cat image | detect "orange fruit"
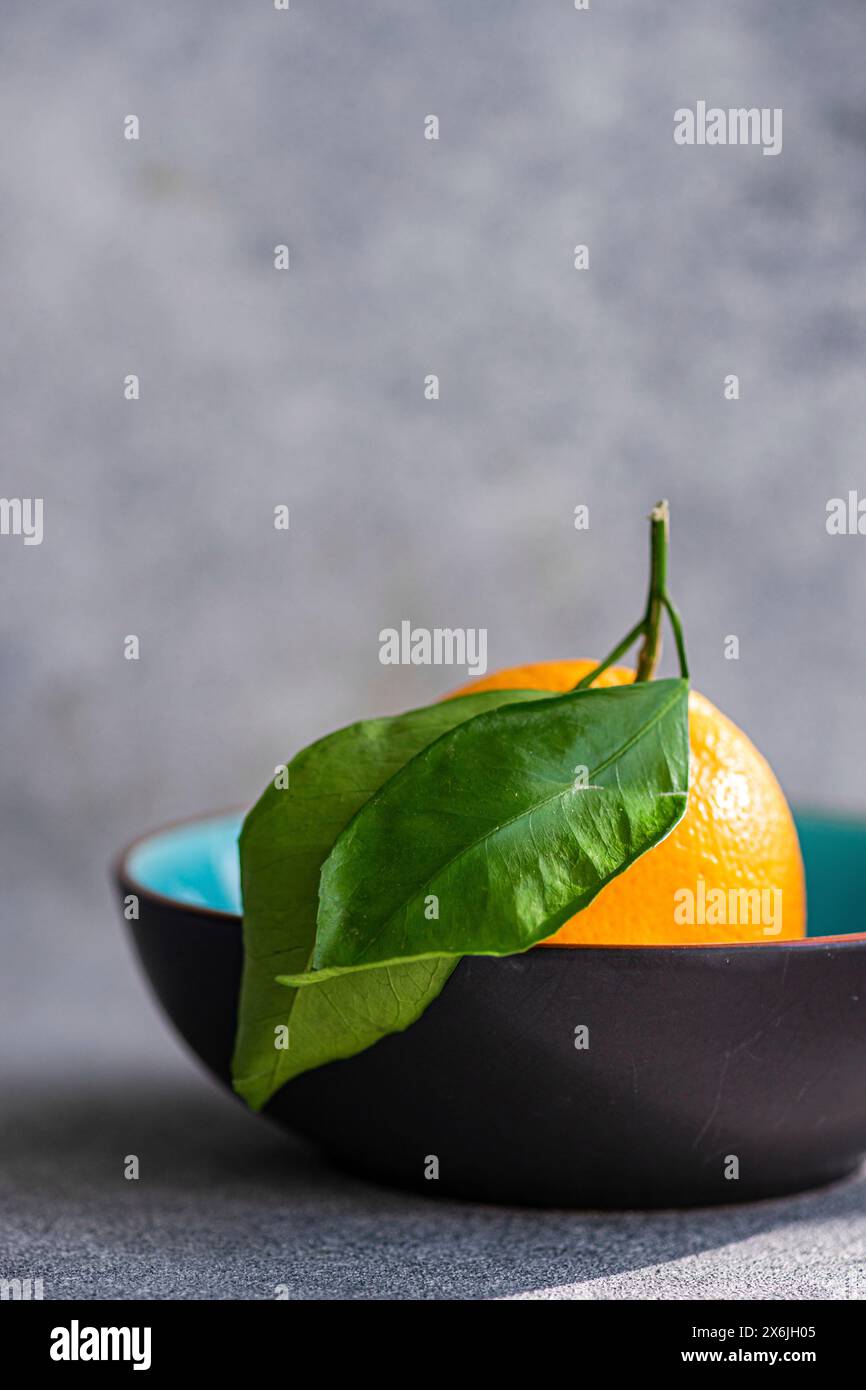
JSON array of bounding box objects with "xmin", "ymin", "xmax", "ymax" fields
[{"xmin": 447, "ymin": 660, "xmax": 806, "ymax": 947}]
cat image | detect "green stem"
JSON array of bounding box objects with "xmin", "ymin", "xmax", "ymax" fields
[
  {"xmin": 634, "ymin": 501, "xmax": 668, "ymax": 682},
  {"xmin": 662, "ymin": 595, "xmax": 690, "ymax": 681},
  {"xmin": 572, "ymin": 619, "xmax": 645, "ymax": 691},
  {"xmin": 571, "ymin": 499, "xmax": 688, "ymax": 692}
]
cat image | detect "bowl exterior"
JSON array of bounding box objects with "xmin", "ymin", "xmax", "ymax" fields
[{"xmin": 117, "ymin": 875, "xmax": 866, "ymax": 1208}]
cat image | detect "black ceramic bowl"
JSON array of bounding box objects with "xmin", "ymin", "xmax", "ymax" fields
[{"xmin": 115, "ymin": 811, "xmax": 866, "ymax": 1208}]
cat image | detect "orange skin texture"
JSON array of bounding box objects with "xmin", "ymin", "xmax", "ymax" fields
[{"xmin": 447, "ymin": 660, "xmax": 806, "ymax": 947}]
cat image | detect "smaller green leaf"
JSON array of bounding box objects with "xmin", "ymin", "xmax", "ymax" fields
[
  {"xmin": 286, "ymin": 678, "xmax": 689, "ymax": 985},
  {"xmin": 232, "ymin": 686, "xmax": 545, "ymax": 1108}
]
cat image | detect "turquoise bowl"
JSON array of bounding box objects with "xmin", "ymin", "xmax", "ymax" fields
[{"xmin": 116, "ymin": 811, "xmax": 866, "ymax": 1207}]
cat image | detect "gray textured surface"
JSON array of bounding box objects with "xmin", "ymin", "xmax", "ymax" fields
[
  {"xmin": 3, "ymin": 1068, "xmax": 866, "ymax": 1301},
  {"xmin": 3, "ymin": 0, "xmax": 866, "ymax": 1299}
]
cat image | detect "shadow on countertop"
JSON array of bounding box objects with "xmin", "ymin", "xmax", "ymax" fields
[{"xmin": 1, "ymin": 1073, "xmax": 863, "ymax": 1300}]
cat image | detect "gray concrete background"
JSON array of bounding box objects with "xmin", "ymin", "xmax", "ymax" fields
[{"xmin": 2, "ymin": 0, "xmax": 866, "ymax": 1299}]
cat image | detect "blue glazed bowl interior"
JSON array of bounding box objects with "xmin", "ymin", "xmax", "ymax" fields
[
  {"xmin": 128, "ymin": 812, "xmax": 243, "ymax": 915},
  {"xmin": 126, "ymin": 811, "xmax": 866, "ymax": 939}
]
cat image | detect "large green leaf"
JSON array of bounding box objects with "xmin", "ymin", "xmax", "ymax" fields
[
  {"xmin": 231, "ymin": 687, "xmax": 544, "ymax": 1109},
  {"xmin": 288, "ymin": 679, "xmax": 688, "ymax": 984}
]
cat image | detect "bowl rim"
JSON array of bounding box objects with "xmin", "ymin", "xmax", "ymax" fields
[
  {"xmin": 115, "ymin": 807, "xmax": 244, "ymax": 923},
  {"xmin": 114, "ymin": 807, "xmax": 866, "ymax": 953}
]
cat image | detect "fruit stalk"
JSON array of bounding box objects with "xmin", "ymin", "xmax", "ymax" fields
[
  {"xmin": 573, "ymin": 500, "xmax": 689, "ymax": 690},
  {"xmin": 634, "ymin": 501, "xmax": 668, "ymax": 682}
]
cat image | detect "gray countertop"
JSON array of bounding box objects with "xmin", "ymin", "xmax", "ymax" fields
[
  {"xmin": 3, "ymin": 1056, "xmax": 865, "ymax": 1300},
  {"xmin": 4, "ymin": 0, "xmax": 866, "ymax": 1300}
]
